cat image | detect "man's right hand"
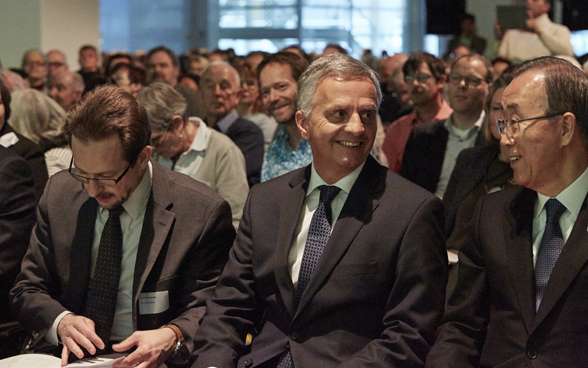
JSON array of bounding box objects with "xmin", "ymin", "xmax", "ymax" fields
[{"xmin": 57, "ymin": 314, "xmax": 105, "ymax": 367}]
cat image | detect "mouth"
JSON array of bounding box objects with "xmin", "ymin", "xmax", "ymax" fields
[
  {"xmin": 338, "ymin": 141, "xmax": 361, "ymax": 147},
  {"xmin": 509, "ymin": 156, "xmax": 521, "ymax": 162}
]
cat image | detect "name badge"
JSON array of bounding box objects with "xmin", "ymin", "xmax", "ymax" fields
[{"xmin": 139, "ymin": 291, "xmax": 169, "ymax": 315}]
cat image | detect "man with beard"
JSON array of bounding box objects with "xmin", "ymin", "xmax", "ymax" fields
[
  {"xmin": 10, "ymin": 85, "xmax": 234, "ymax": 368},
  {"xmin": 146, "ymin": 46, "xmax": 206, "ymax": 119},
  {"xmin": 258, "ymin": 52, "xmax": 312, "ymax": 181},
  {"xmin": 382, "ymin": 52, "xmax": 452, "ymax": 173}
]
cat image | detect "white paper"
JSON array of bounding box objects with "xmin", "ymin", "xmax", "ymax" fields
[
  {"xmin": 0, "ymin": 354, "xmax": 125, "ymax": 368},
  {"xmin": 139, "ymin": 290, "xmax": 169, "ymax": 314}
]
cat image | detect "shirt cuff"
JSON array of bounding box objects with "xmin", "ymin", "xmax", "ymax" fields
[{"xmin": 47, "ymin": 311, "xmax": 73, "ymax": 345}]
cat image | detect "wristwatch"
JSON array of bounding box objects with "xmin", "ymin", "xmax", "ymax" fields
[{"xmin": 160, "ymin": 324, "xmax": 185, "ymax": 357}]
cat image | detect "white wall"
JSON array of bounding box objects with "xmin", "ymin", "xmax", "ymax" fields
[{"xmin": 0, "ymin": 0, "xmax": 99, "ymax": 70}]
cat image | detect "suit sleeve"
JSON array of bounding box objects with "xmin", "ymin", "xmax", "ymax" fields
[
  {"xmin": 0, "ymin": 153, "xmax": 36, "ymax": 321},
  {"xmin": 425, "ymin": 196, "xmax": 490, "ymax": 367},
  {"xmin": 231, "ymin": 122, "xmax": 264, "ymax": 187},
  {"xmin": 399, "ymin": 129, "xmax": 418, "ymax": 184},
  {"xmin": 191, "ymin": 186, "xmax": 263, "ymax": 368},
  {"xmin": 339, "ymin": 194, "xmax": 448, "ymax": 368}
]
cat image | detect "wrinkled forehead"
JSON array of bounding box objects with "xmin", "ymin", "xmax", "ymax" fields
[{"xmin": 203, "ymin": 65, "xmax": 239, "ymax": 87}]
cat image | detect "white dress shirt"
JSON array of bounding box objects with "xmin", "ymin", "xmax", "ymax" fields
[{"xmin": 288, "ymin": 162, "xmax": 364, "ymax": 286}]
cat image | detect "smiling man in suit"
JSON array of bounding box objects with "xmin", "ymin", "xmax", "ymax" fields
[
  {"xmin": 426, "ymin": 57, "xmax": 588, "ymax": 367},
  {"xmin": 191, "ymin": 53, "xmax": 447, "ymax": 368},
  {"xmin": 10, "ymin": 85, "xmax": 235, "ymax": 368}
]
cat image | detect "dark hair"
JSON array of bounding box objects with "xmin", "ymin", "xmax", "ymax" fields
[
  {"xmin": 147, "ymin": 46, "xmax": 179, "ymax": 67},
  {"xmin": 282, "ymin": 45, "xmax": 311, "ymax": 64},
  {"xmin": 324, "ymin": 43, "xmax": 348, "ymax": 55},
  {"xmin": 64, "ymin": 85, "xmax": 151, "ymax": 164},
  {"xmin": 105, "ymin": 53, "xmax": 133, "ymax": 77},
  {"xmin": 403, "ymin": 51, "xmax": 446, "ymax": 82},
  {"xmin": 451, "ymin": 54, "xmax": 494, "ymax": 83},
  {"xmin": 110, "ymin": 63, "xmax": 147, "ymax": 86},
  {"xmin": 0, "ymin": 81, "xmax": 11, "ymax": 121},
  {"xmin": 461, "ymin": 13, "xmax": 475, "ymax": 23},
  {"xmin": 79, "ymin": 45, "xmax": 97, "ymax": 54},
  {"xmin": 257, "ymin": 51, "xmax": 309, "ymax": 82},
  {"xmin": 512, "ymin": 56, "xmax": 588, "ymax": 144}
]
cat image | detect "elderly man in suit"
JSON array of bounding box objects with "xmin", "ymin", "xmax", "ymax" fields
[
  {"xmin": 426, "ymin": 57, "xmax": 588, "ymax": 367},
  {"xmin": 191, "ymin": 53, "xmax": 447, "ymax": 368},
  {"xmin": 10, "ymin": 85, "xmax": 235, "ymax": 368}
]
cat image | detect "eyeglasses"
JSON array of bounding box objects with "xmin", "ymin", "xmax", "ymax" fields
[
  {"xmin": 404, "ymin": 73, "xmax": 432, "ymax": 84},
  {"xmin": 68, "ymin": 156, "xmax": 132, "ymax": 186},
  {"xmin": 48, "ymin": 62, "xmax": 65, "ymax": 68},
  {"xmin": 448, "ymin": 73, "xmax": 484, "ymax": 87},
  {"xmin": 495, "ymin": 114, "xmax": 562, "ymax": 135}
]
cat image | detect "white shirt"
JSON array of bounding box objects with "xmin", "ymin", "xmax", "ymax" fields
[
  {"xmin": 48, "ymin": 162, "xmax": 153, "ymax": 344},
  {"xmin": 499, "ymin": 13, "xmax": 574, "ymax": 64},
  {"xmin": 532, "ymin": 166, "xmax": 588, "ymax": 266},
  {"xmin": 288, "ymin": 162, "xmax": 364, "ymax": 286},
  {"xmin": 435, "ymin": 112, "xmax": 485, "ymax": 198}
]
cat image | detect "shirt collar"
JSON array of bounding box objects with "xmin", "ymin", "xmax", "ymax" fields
[
  {"xmin": 535, "ymin": 165, "xmax": 588, "ymax": 220},
  {"xmin": 306, "ymin": 161, "xmax": 365, "ymax": 197},
  {"xmin": 186, "ymin": 117, "xmax": 210, "ymax": 152},
  {"xmin": 215, "ymin": 109, "xmax": 239, "ymax": 133},
  {"xmin": 99, "ymin": 161, "xmax": 153, "ymax": 220}
]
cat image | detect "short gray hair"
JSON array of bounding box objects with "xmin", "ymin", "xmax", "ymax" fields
[
  {"xmin": 297, "ymin": 53, "xmax": 382, "ymax": 118},
  {"xmin": 201, "ymin": 61, "xmax": 241, "ymax": 88},
  {"xmin": 136, "ymin": 82, "xmax": 187, "ymax": 133},
  {"xmin": 69, "ymin": 72, "xmax": 85, "ymax": 93}
]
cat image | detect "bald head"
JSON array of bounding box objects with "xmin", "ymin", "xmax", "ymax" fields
[{"xmin": 47, "ymin": 49, "xmax": 68, "ymax": 77}]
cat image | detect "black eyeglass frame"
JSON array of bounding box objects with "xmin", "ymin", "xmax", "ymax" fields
[
  {"xmin": 68, "ymin": 156, "xmax": 132, "ymax": 186},
  {"xmin": 495, "ymin": 114, "xmax": 563, "ymax": 135},
  {"xmin": 448, "ymin": 73, "xmax": 485, "ymax": 87}
]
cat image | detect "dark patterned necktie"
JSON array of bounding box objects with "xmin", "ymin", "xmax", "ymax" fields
[
  {"xmin": 535, "ymin": 198, "xmax": 566, "ymax": 311},
  {"xmin": 277, "ymin": 185, "xmax": 341, "ymax": 368},
  {"xmin": 84, "ymin": 206, "xmax": 124, "ymax": 343}
]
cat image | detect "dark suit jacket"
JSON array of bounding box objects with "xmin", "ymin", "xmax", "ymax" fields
[
  {"xmin": 0, "ymin": 146, "xmax": 36, "ymax": 324},
  {"xmin": 400, "ymin": 119, "xmax": 484, "ymax": 194},
  {"xmin": 221, "ymin": 117, "xmax": 264, "ymax": 187},
  {"xmin": 426, "ymin": 186, "xmax": 588, "ymax": 367},
  {"xmin": 192, "ymin": 156, "xmax": 447, "ymax": 368},
  {"xmin": 10, "ymin": 161, "xmax": 235, "ymax": 361},
  {"xmin": 0, "ymin": 123, "xmax": 48, "ymax": 202}
]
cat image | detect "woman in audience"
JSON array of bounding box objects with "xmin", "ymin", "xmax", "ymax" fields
[
  {"xmin": 235, "ymin": 65, "xmax": 277, "ymax": 150},
  {"xmin": 443, "ymin": 71, "xmax": 514, "ymax": 251},
  {"xmin": 9, "ymin": 89, "xmax": 71, "ymax": 176}
]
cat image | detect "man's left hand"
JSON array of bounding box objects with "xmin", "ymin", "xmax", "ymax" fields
[{"xmin": 111, "ymin": 328, "xmax": 176, "ymax": 368}]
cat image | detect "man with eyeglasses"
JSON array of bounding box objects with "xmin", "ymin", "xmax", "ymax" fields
[
  {"xmin": 46, "ymin": 49, "xmax": 69, "ymax": 79},
  {"xmin": 21, "ymin": 49, "xmax": 48, "ymax": 92},
  {"xmin": 382, "ymin": 51, "xmax": 453, "ymax": 173},
  {"xmin": 10, "ymin": 85, "xmax": 235, "ymax": 368},
  {"xmin": 400, "ymin": 54, "xmax": 492, "ymax": 197},
  {"xmin": 426, "ymin": 57, "xmax": 588, "ymax": 366}
]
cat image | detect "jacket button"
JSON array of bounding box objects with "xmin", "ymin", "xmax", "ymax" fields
[
  {"xmin": 291, "ymin": 332, "xmax": 299, "ymax": 341},
  {"xmin": 527, "ymin": 349, "xmax": 537, "ymax": 359},
  {"xmin": 244, "ymin": 359, "xmax": 253, "ymax": 367}
]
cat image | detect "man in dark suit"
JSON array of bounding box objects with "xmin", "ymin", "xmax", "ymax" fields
[
  {"xmin": 426, "ymin": 57, "xmax": 588, "ymax": 367},
  {"xmin": 200, "ymin": 62, "xmax": 264, "ymax": 187},
  {"xmin": 191, "ymin": 53, "xmax": 447, "ymax": 368},
  {"xmin": 10, "ymin": 85, "xmax": 235, "ymax": 368},
  {"xmin": 400, "ymin": 54, "xmax": 492, "ymax": 197},
  {"xmin": 0, "ymin": 146, "xmax": 36, "ymax": 359}
]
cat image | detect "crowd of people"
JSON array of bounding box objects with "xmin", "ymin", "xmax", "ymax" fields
[{"xmin": 2, "ymin": 0, "xmax": 588, "ymax": 366}]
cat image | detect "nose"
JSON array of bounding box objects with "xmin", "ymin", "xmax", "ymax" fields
[
  {"xmin": 49, "ymin": 87, "xmax": 58, "ymax": 98},
  {"xmin": 83, "ymin": 179, "xmax": 103, "ymax": 198},
  {"xmin": 214, "ymin": 84, "xmax": 223, "ymax": 95},
  {"xmin": 346, "ymin": 112, "xmax": 364, "ymax": 135},
  {"xmin": 269, "ymin": 89, "xmax": 280, "ymax": 102},
  {"xmin": 500, "ymin": 129, "xmax": 514, "ymax": 147}
]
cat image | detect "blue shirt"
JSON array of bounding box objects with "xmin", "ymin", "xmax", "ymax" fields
[{"xmin": 261, "ymin": 125, "xmax": 313, "ymax": 182}]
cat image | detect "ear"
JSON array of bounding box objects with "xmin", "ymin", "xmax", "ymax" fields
[
  {"xmin": 137, "ymin": 145, "xmax": 153, "ymax": 169},
  {"xmin": 437, "ymin": 74, "xmax": 447, "ymax": 89},
  {"xmin": 560, "ymin": 112, "xmax": 576, "ymax": 147},
  {"xmin": 295, "ymin": 110, "xmax": 310, "ymax": 140},
  {"xmin": 170, "ymin": 115, "xmax": 185, "ymax": 133}
]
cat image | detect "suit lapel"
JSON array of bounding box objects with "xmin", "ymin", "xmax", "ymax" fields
[
  {"xmin": 132, "ymin": 163, "xmax": 176, "ymax": 311},
  {"xmin": 534, "ymin": 194, "xmax": 588, "ymax": 326},
  {"xmin": 67, "ymin": 197, "xmax": 98, "ymax": 313},
  {"xmin": 296, "ymin": 158, "xmax": 384, "ymax": 316},
  {"xmin": 273, "ymin": 168, "xmax": 308, "ymax": 319},
  {"xmin": 505, "ymin": 187, "xmax": 537, "ymax": 334}
]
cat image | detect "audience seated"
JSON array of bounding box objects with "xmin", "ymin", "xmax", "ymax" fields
[
  {"xmin": 46, "ymin": 49, "xmax": 68, "ymax": 79},
  {"xmin": 137, "ymin": 82, "xmax": 249, "ymax": 230},
  {"xmin": 110, "ymin": 63, "xmax": 145, "ymax": 97},
  {"xmin": 21, "ymin": 49, "xmax": 47, "ymax": 92},
  {"xmin": 48, "ymin": 70, "xmax": 85, "ymax": 112}
]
